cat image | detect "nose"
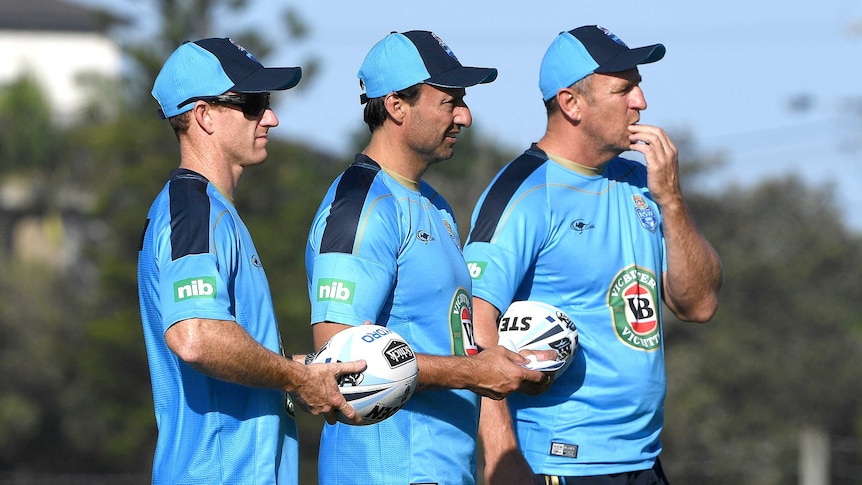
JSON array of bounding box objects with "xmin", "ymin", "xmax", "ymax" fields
[
  {"xmin": 262, "ymin": 108, "xmax": 279, "ymax": 127},
  {"xmin": 454, "ymin": 105, "xmax": 472, "ymax": 128},
  {"xmin": 630, "ymin": 86, "xmax": 647, "ymax": 111}
]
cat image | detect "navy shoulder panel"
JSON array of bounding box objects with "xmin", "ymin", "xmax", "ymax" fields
[
  {"xmin": 168, "ymin": 169, "xmax": 211, "ymax": 261},
  {"xmin": 320, "ymin": 155, "xmax": 381, "ymax": 254},
  {"xmin": 467, "ymin": 146, "xmax": 548, "ymax": 244}
]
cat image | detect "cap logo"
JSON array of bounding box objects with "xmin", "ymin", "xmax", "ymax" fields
[
  {"xmin": 228, "ymin": 38, "xmax": 260, "ymax": 63},
  {"xmin": 597, "ymin": 25, "xmax": 628, "ymax": 48},
  {"xmin": 431, "ymin": 32, "xmax": 459, "ymax": 62}
]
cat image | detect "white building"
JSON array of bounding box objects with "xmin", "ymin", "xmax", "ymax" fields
[
  {"xmin": 0, "ymin": 0, "xmax": 123, "ymax": 271},
  {"xmin": 0, "ymin": 0, "xmax": 122, "ymax": 123}
]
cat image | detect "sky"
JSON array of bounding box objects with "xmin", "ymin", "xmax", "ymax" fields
[{"xmin": 78, "ymin": 0, "xmax": 862, "ymax": 228}]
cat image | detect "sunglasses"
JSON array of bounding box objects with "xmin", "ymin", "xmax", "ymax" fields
[{"xmin": 171, "ymin": 92, "xmax": 272, "ymax": 118}]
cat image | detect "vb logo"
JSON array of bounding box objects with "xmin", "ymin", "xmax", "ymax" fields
[
  {"xmin": 317, "ymin": 278, "xmax": 356, "ymax": 304},
  {"xmin": 466, "ymin": 261, "xmax": 487, "ymax": 279},
  {"xmin": 174, "ymin": 277, "xmax": 217, "ymax": 302}
]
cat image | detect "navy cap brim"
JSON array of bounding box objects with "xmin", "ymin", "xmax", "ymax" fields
[
  {"xmin": 425, "ymin": 66, "xmax": 498, "ymax": 89},
  {"xmin": 595, "ymin": 44, "xmax": 665, "ymax": 74},
  {"xmin": 231, "ymin": 66, "xmax": 303, "ymax": 92}
]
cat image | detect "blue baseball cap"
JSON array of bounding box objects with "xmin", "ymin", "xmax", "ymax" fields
[
  {"xmin": 358, "ymin": 30, "xmax": 497, "ymax": 103},
  {"xmin": 539, "ymin": 25, "xmax": 665, "ymax": 101},
  {"xmin": 152, "ymin": 38, "xmax": 302, "ymax": 118}
]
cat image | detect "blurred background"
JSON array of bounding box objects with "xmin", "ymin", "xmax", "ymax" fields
[{"xmin": 1, "ymin": 1, "xmax": 861, "ymax": 484}]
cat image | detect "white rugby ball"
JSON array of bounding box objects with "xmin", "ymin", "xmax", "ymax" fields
[
  {"xmin": 498, "ymin": 300, "xmax": 578, "ymax": 376},
  {"xmin": 312, "ymin": 325, "xmax": 418, "ymax": 425}
]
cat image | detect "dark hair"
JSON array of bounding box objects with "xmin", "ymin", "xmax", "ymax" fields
[
  {"xmin": 544, "ymin": 75, "xmax": 593, "ymax": 116},
  {"xmin": 363, "ymin": 84, "xmax": 422, "ymax": 132},
  {"xmin": 168, "ymin": 111, "xmax": 192, "ymax": 140}
]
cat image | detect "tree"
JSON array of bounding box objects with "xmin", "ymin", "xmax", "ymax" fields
[
  {"xmin": 5, "ymin": 1, "xmax": 862, "ymax": 481},
  {"xmin": 0, "ymin": 75, "xmax": 57, "ymax": 172},
  {"xmin": 0, "ymin": 0, "xmax": 327, "ymax": 479},
  {"xmin": 661, "ymin": 172, "xmax": 862, "ymax": 484}
]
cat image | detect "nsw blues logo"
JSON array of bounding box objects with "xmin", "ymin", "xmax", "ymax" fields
[
  {"xmin": 431, "ymin": 32, "xmax": 459, "ymax": 62},
  {"xmin": 597, "ymin": 26, "xmax": 628, "ymax": 48},
  {"xmin": 632, "ymin": 194, "xmax": 658, "ymax": 233},
  {"xmin": 228, "ymin": 38, "xmax": 259, "ymax": 63}
]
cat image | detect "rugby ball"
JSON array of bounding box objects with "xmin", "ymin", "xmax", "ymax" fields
[
  {"xmin": 312, "ymin": 325, "xmax": 418, "ymax": 425},
  {"xmin": 497, "ymin": 300, "xmax": 578, "ymax": 376}
]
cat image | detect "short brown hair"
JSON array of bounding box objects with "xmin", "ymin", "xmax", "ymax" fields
[
  {"xmin": 363, "ymin": 84, "xmax": 422, "ymax": 132},
  {"xmin": 168, "ymin": 111, "xmax": 192, "ymax": 140},
  {"xmin": 544, "ymin": 74, "xmax": 593, "ymax": 116}
]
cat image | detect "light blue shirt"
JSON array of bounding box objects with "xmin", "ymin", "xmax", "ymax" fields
[
  {"xmin": 138, "ymin": 169, "xmax": 298, "ymax": 485},
  {"xmin": 464, "ymin": 145, "xmax": 668, "ymax": 476},
  {"xmin": 306, "ymin": 155, "xmax": 479, "ymax": 485}
]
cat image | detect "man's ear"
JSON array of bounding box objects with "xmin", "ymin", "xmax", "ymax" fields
[
  {"xmin": 557, "ymin": 88, "xmax": 582, "ymax": 122},
  {"xmin": 192, "ymin": 101, "xmax": 215, "ymax": 134},
  {"xmin": 384, "ymin": 93, "xmax": 406, "ymax": 124}
]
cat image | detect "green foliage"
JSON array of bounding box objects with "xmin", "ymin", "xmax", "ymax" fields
[
  {"xmin": 238, "ymin": 142, "xmax": 350, "ymax": 350},
  {"xmin": 0, "ymin": 76, "xmax": 57, "ymax": 172},
  {"xmin": 3, "ymin": 1, "xmax": 862, "ymax": 482},
  {"xmin": 662, "ymin": 175, "xmax": 862, "ymax": 484},
  {"xmin": 423, "ymin": 128, "xmax": 519, "ymax": 242}
]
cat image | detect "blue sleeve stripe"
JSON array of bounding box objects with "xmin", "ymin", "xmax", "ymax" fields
[
  {"xmin": 139, "ymin": 218, "xmax": 149, "ymax": 251},
  {"xmin": 320, "ymin": 161, "xmax": 380, "ymax": 254},
  {"xmin": 168, "ymin": 173, "xmax": 210, "ymax": 261},
  {"xmin": 467, "ymin": 149, "xmax": 547, "ymax": 244}
]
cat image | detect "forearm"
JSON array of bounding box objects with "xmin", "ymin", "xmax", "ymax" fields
[
  {"xmin": 480, "ymin": 396, "xmax": 534, "ymax": 484},
  {"xmin": 166, "ymin": 318, "xmax": 309, "ymax": 392},
  {"xmin": 414, "ymin": 353, "xmax": 480, "ymax": 391},
  {"xmin": 661, "ymin": 199, "xmax": 723, "ymax": 321},
  {"xmin": 414, "ymin": 297, "xmax": 504, "ymax": 392},
  {"xmin": 480, "ymin": 397, "xmax": 520, "ymax": 462},
  {"xmin": 415, "ymin": 347, "xmax": 546, "ymax": 400}
]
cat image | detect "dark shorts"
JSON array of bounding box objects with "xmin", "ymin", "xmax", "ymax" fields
[{"xmin": 534, "ymin": 458, "xmax": 670, "ymax": 485}]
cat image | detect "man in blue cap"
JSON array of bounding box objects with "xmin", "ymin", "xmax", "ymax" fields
[
  {"xmin": 464, "ymin": 26, "xmax": 723, "ymax": 484},
  {"xmin": 139, "ymin": 38, "xmax": 366, "ymax": 484},
  {"xmin": 305, "ymin": 30, "xmax": 555, "ymax": 485}
]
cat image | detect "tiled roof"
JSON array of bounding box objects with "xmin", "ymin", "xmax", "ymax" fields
[{"xmin": 0, "ymin": 0, "xmax": 111, "ymax": 32}]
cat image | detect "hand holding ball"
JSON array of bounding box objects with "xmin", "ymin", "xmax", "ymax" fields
[
  {"xmin": 498, "ymin": 300, "xmax": 578, "ymax": 377},
  {"xmin": 312, "ymin": 325, "xmax": 418, "ymax": 425}
]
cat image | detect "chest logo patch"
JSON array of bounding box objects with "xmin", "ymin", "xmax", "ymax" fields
[
  {"xmin": 449, "ymin": 287, "xmax": 478, "ymax": 356},
  {"xmin": 632, "ymin": 194, "xmax": 658, "ymax": 233},
  {"xmin": 441, "ymin": 219, "xmax": 461, "ymax": 250},
  {"xmin": 570, "ymin": 219, "xmax": 596, "ymax": 234},
  {"xmin": 416, "ymin": 229, "xmax": 435, "ymax": 244},
  {"xmin": 608, "ymin": 266, "xmax": 661, "ymax": 351}
]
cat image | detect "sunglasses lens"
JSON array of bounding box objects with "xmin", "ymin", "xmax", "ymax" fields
[{"xmin": 242, "ymin": 93, "xmax": 269, "ymax": 117}]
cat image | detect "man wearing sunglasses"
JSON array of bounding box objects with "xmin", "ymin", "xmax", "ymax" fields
[{"xmin": 139, "ymin": 38, "xmax": 366, "ymax": 485}]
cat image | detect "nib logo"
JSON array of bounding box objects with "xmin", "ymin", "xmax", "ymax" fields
[
  {"xmin": 174, "ymin": 277, "xmax": 217, "ymax": 302},
  {"xmin": 317, "ymin": 278, "xmax": 356, "ymax": 304},
  {"xmin": 466, "ymin": 261, "xmax": 487, "ymax": 279}
]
